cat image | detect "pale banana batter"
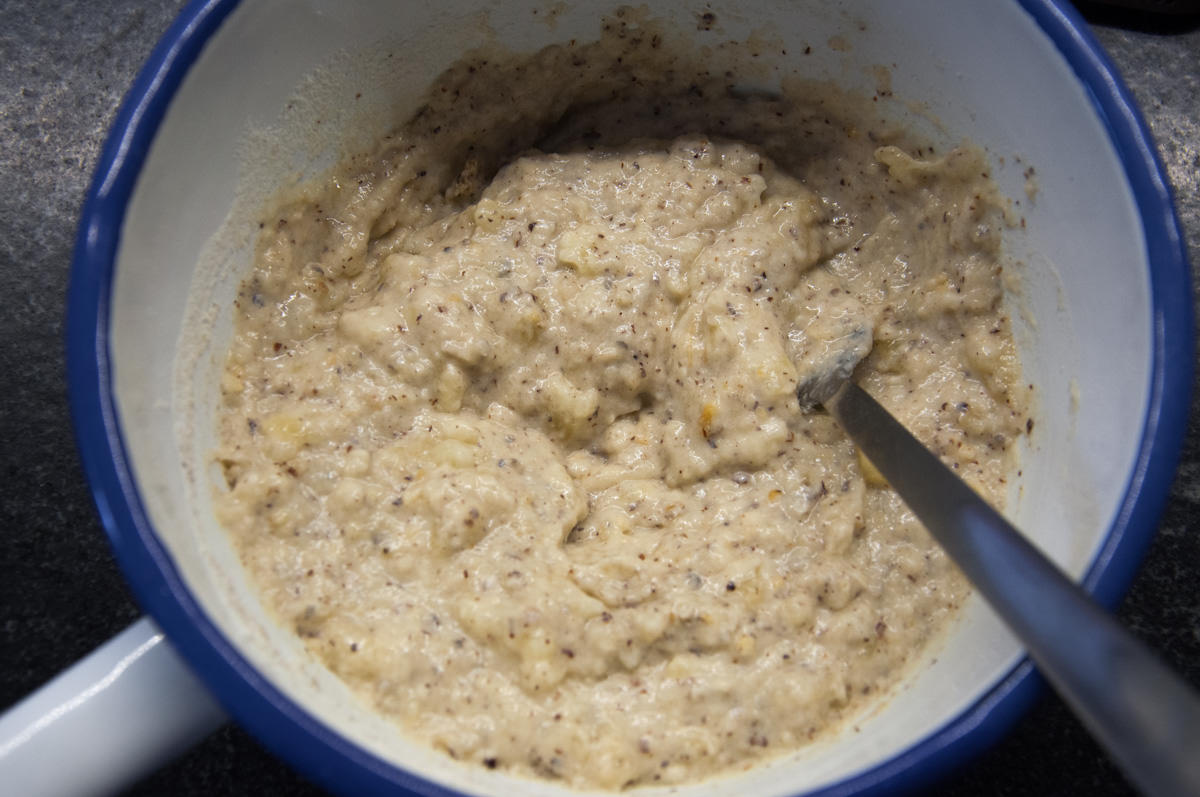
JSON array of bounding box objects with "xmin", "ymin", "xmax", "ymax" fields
[{"xmin": 214, "ymin": 17, "xmax": 1029, "ymax": 789}]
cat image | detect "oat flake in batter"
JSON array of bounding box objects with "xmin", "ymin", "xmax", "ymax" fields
[{"xmin": 214, "ymin": 20, "xmax": 1030, "ymax": 790}]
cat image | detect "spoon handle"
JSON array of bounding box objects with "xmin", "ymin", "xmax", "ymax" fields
[{"xmin": 827, "ymin": 382, "xmax": 1200, "ymax": 797}]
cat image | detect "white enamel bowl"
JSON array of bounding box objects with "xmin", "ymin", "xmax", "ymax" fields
[{"xmin": 62, "ymin": 1, "xmax": 1192, "ymax": 795}]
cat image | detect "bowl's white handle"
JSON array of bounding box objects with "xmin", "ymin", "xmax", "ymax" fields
[{"xmin": 0, "ymin": 617, "xmax": 226, "ymax": 796}]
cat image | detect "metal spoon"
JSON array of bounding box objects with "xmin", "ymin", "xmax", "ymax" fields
[{"xmin": 799, "ymin": 369, "xmax": 1200, "ymax": 797}]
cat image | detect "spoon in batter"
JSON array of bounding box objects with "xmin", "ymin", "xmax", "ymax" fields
[{"xmin": 798, "ymin": 344, "xmax": 1200, "ymax": 797}]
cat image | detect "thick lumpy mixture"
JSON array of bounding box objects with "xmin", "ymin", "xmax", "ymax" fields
[{"xmin": 215, "ymin": 21, "xmax": 1030, "ymax": 790}]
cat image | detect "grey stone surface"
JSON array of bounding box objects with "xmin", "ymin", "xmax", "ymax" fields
[{"xmin": 0, "ymin": 2, "xmax": 1195, "ymax": 795}]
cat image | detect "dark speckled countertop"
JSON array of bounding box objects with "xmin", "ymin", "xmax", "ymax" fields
[{"xmin": 1, "ymin": 2, "xmax": 1197, "ymax": 795}]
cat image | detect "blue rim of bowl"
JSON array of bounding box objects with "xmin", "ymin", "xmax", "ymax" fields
[{"xmin": 65, "ymin": 0, "xmax": 1193, "ymax": 795}]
